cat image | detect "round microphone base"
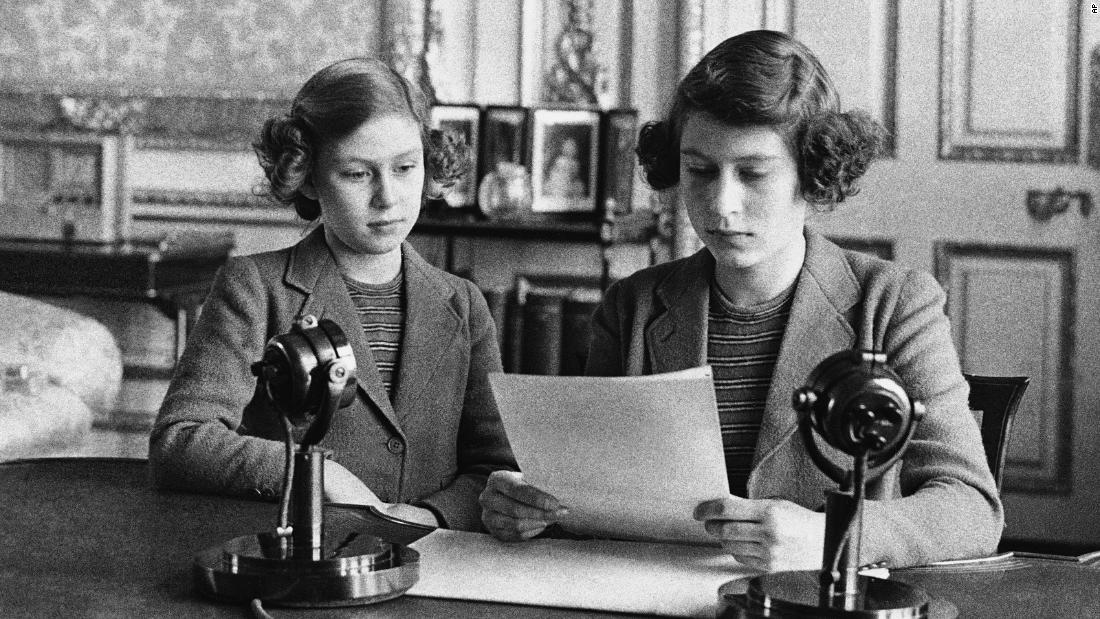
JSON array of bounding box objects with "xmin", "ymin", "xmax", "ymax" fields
[
  {"xmin": 717, "ymin": 571, "xmax": 957, "ymax": 618},
  {"xmin": 193, "ymin": 527, "xmax": 419, "ymax": 608}
]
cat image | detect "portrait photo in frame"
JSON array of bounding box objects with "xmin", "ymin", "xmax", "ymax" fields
[
  {"xmin": 480, "ymin": 106, "xmax": 530, "ymax": 177},
  {"xmin": 530, "ymin": 109, "xmax": 600, "ymax": 214},
  {"xmin": 598, "ymin": 109, "xmax": 638, "ymax": 215},
  {"xmin": 430, "ymin": 104, "xmax": 481, "ymax": 209}
]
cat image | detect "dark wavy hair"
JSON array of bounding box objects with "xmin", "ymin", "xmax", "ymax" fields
[
  {"xmin": 636, "ymin": 30, "xmax": 886, "ymax": 209},
  {"xmin": 253, "ymin": 57, "xmax": 470, "ymax": 220}
]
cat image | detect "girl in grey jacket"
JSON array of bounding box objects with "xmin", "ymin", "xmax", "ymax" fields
[
  {"xmin": 150, "ymin": 58, "xmax": 516, "ymax": 531},
  {"xmin": 479, "ymin": 30, "xmax": 1001, "ymax": 569}
]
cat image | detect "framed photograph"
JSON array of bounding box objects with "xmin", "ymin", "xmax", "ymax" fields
[
  {"xmin": 480, "ymin": 106, "xmax": 529, "ymax": 176},
  {"xmin": 598, "ymin": 109, "xmax": 638, "ymax": 215},
  {"xmin": 530, "ymin": 109, "xmax": 600, "ymax": 214},
  {"xmin": 430, "ymin": 104, "xmax": 481, "ymax": 209}
]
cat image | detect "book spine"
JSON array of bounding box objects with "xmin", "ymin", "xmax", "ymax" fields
[
  {"xmin": 503, "ymin": 286, "xmax": 526, "ymax": 373},
  {"xmin": 560, "ymin": 292, "xmax": 600, "ymax": 376},
  {"xmin": 520, "ymin": 290, "xmax": 563, "ymax": 375}
]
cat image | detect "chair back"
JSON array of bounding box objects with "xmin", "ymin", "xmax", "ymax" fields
[{"xmin": 964, "ymin": 374, "xmax": 1030, "ymax": 490}]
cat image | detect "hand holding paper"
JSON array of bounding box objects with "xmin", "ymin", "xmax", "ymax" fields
[
  {"xmin": 695, "ymin": 495, "xmax": 826, "ymax": 571},
  {"xmin": 479, "ymin": 470, "xmax": 568, "ymax": 540},
  {"xmin": 487, "ymin": 366, "xmax": 729, "ymax": 545}
]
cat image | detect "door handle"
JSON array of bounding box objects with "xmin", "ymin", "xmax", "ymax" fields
[{"xmin": 1026, "ymin": 187, "xmax": 1093, "ymax": 222}]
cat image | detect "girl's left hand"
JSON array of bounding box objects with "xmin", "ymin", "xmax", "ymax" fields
[{"xmin": 694, "ymin": 496, "xmax": 826, "ymax": 572}]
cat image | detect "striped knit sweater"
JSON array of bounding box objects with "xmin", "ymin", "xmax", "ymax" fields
[
  {"xmin": 343, "ymin": 271, "xmax": 406, "ymax": 400},
  {"xmin": 707, "ymin": 278, "xmax": 796, "ymax": 497}
]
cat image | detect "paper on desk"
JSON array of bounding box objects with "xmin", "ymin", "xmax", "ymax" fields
[
  {"xmin": 489, "ymin": 366, "xmax": 728, "ymax": 545},
  {"xmin": 407, "ymin": 529, "xmax": 753, "ymax": 617}
]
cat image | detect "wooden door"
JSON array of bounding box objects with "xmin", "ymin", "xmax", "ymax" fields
[{"xmin": 787, "ymin": 0, "xmax": 1099, "ymax": 548}]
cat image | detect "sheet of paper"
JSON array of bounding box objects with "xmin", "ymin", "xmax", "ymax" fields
[
  {"xmin": 407, "ymin": 529, "xmax": 753, "ymax": 618},
  {"xmin": 489, "ymin": 366, "xmax": 728, "ymax": 544}
]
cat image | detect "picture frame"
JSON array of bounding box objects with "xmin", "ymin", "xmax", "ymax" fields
[
  {"xmin": 598, "ymin": 109, "xmax": 638, "ymax": 215},
  {"xmin": 0, "ymin": 130, "xmax": 131, "ymax": 243},
  {"xmin": 430, "ymin": 104, "xmax": 481, "ymax": 209},
  {"xmin": 479, "ymin": 105, "xmax": 530, "ymax": 178},
  {"xmin": 529, "ymin": 108, "xmax": 601, "ymax": 215}
]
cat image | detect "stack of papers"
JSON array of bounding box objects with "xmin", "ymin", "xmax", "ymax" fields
[
  {"xmin": 407, "ymin": 529, "xmax": 753, "ymax": 617},
  {"xmin": 488, "ymin": 367, "xmax": 729, "ymax": 544}
]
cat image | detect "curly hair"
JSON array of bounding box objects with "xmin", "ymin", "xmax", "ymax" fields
[
  {"xmin": 636, "ymin": 30, "xmax": 887, "ymax": 209},
  {"xmin": 253, "ymin": 58, "xmax": 471, "ymax": 220}
]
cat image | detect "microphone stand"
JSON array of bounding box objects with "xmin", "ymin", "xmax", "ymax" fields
[
  {"xmin": 193, "ymin": 316, "xmax": 420, "ymax": 607},
  {"xmin": 717, "ymin": 349, "xmax": 949, "ymax": 618},
  {"xmin": 819, "ymin": 453, "xmax": 867, "ymax": 611}
]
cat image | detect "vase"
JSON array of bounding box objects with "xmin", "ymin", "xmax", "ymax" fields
[{"xmin": 477, "ymin": 162, "xmax": 533, "ymax": 220}]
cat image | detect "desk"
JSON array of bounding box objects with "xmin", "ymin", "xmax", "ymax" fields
[
  {"xmin": 0, "ymin": 236, "xmax": 233, "ymax": 362},
  {"xmin": 2, "ymin": 459, "xmax": 1098, "ymax": 618},
  {"xmin": 0, "ymin": 459, "xmax": 615, "ymax": 618}
]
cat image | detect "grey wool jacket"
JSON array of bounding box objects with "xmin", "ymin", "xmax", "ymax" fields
[
  {"xmin": 149, "ymin": 226, "xmax": 517, "ymax": 531},
  {"xmin": 584, "ymin": 228, "xmax": 1003, "ymax": 568}
]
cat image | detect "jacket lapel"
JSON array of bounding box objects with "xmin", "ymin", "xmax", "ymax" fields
[
  {"xmin": 645, "ymin": 249, "xmax": 713, "ymax": 373},
  {"xmin": 391, "ymin": 243, "xmax": 460, "ymax": 426},
  {"xmin": 751, "ymin": 229, "xmax": 860, "ymax": 472},
  {"xmin": 284, "ymin": 226, "xmax": 403, "ymax": 435}
]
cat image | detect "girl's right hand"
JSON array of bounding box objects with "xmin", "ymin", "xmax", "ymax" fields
[{"xmin": 479, "ymin": 471, "xmax": 568, "ymax": 541}]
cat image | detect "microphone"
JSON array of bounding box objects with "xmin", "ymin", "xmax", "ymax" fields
[
  {"xmin": 193, "ymin": 315, "xmax": 421, "ymax": 608},
  {"xmin": 719, "ymin": 350, "xmax": 944, "ymax": 618},
  {"xmin": 792, "ymin": 349, "xmax": 924, "ymax": 485},
  {"xmin": 251, "ymin": 314, "xmax": 357, "ymax": 448}
]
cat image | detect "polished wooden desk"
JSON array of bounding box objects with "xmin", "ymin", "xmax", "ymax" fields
[
  {"xmin": 0, "ymin": 235, "xmax": 233, "ymax": 361},
  {"xmin": 2, "ymin": 459, "xmax": 1098, "ymax": 618}
]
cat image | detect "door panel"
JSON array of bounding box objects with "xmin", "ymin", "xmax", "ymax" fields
[
  {"xmin": 792, "ymin": 0, "xmax": 1099, "ymax": 547},
  {"xmin": 794, "ymin": 0, "xmax": 899, "ymax": 154},
  {"xmin": 935, "ymin": 243, "xmax": 1074, "ymax": 494},
  {"xmin": 939, "ymin": 0, "xmax": 1079, "ymax": 162}
]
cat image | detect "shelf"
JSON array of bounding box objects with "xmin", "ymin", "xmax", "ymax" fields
[
  {"xmin": 413, "ymin": 208, "xmax": 660, "ymax": 243},
  {"xmin": 413, "ymin": 214, "xmax": 606, "ymax": 243},
  {"xmin": 411, "ymin": 209, "xmax": 662, "ymax": 281}
]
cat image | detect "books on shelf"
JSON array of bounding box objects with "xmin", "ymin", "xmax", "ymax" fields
[
  {"xmin": 561, "ymin": 289, "xmax": 601, "ymax": 376},
  {"xmin": 503, "ymin": 286, "xmax": 526, "ymax": 373},
  {"xmin": 520, "ymin": 289, "xmax": 563, "ymax": 375},
  {"xmin": 480, "ymin": 275, "xmax": 604, "ymax": 376}
]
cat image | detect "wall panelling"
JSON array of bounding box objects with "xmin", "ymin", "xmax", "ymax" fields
[
  {"xmin": 938, "ymin": 0, "xmax": 1080, "ymax": 163},
  {"xmin": 792, "ymin": 0, "xmax": 898, "ymax": 155},
  {"xmin": 0, "ymin": 1, "xmax": 382, "ymax": 96},
  {"xmin": 935, "ymin": 243, "xmax": 1075, "ymax": 494}
]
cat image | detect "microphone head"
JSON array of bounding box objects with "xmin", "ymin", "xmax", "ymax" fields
[
  {"xmin": 256, "ymin": 316, "xmax": 357, "ymax": 428},
  {"xmin": 792, "ymin": 350, "xmax": 921, "ymax": 459}
]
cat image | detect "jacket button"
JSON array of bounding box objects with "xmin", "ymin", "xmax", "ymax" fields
[{"xmin": 386, "ymin": 438, "xmax": 405, "ymax": 454}]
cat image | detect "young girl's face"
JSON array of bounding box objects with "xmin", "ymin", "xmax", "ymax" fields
[
  {"xmin": 304, "ymin": 114, "xmax": 424, "ymax": 257},
  {"xmin": 678, "ymin": 114, "xmax": 807, "ymax": 277}
]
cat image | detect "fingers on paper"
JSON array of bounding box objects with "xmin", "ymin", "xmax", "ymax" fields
[
  {"xmin": 720, "ymin": 540, "xmax": 766, "ymax": 561},
  {"xmin": 481, "ymin": 508, "xmax": 549, "ymax": 541},
  {"xmin": 693, "ymin": 495, "xmax": 759, "ymax": 521},
  {"xmin": 696, "ymin": 498, "xmax": 776, "ymax": 549},
  {"xmin": 481, "ymin": 488, "xmax": 566, "ymax": 521},
  {"xmin": 485, "ymin": 471, "xmax": 565, "ymax": 513},
  {"xmin": 703, "ymin": 519, "xmax": 767, "ymax": 543}
]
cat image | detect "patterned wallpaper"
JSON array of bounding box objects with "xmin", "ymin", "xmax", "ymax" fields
[{"xmin": 0, "ymin": 0, "xmax": 382, "ymax": 97}]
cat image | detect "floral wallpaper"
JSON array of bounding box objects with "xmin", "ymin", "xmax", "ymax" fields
[{"xmin": 0, "ymin": 0, "xmax": 383, "ymax": 97}]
